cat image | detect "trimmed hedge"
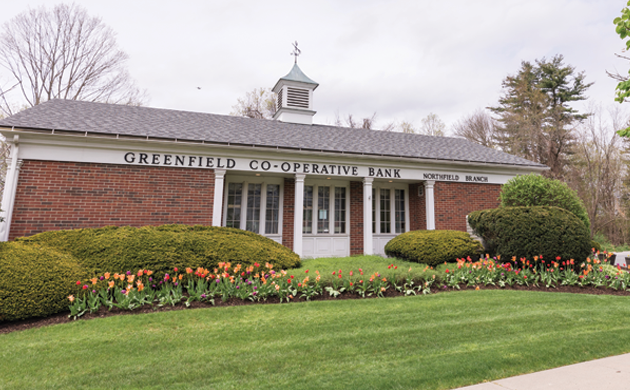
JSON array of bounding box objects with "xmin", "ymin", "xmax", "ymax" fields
[
  {"xmin": 0, "ymin": 242, "xmax": 87, "ymax": 322},
  {"xmin": 16, "ymin": 225, "xmax": 301, "ymax": 277},
  {"xmin": 591, "ymin": 240, "xmax": 602, "ymax": 253},
  {"xmin": 499, "ymin": 173, "xmax": 590, "ymax": 230},
  {"xmin": 467, "ymin": 206, "xmax": 591, "ymax": 264},
  {"xmin": 384, "ymin": 230, "xmax": 482, "ymax": 267},
  {"xmin": 1, "ymin": 225, "xmax": 299, "ymax": 321}
]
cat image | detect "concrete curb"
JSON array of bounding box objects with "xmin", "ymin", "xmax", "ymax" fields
[{"xmin": 452, "ymin": 353, "xmax": 630, "ymax": 390}]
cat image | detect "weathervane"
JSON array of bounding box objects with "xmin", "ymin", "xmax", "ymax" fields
[{"xmin": 290, "ymin": 41, "xmax": 301, "ymax": 64}]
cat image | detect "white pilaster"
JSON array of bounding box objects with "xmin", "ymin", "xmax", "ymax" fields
[
  {"xmin": 424, "ymin": 180, "xmax": 435, "ymax": 230},
  {"xmin": 4, "ymin": 159, "xmax": 23, "ymax": 240},
  {"xmin": 0, "ymin": 135, "xmax": 19, "ymax": 241},
  {"xmin": 212, "ymin": 169, "xmax": 226, "ymax": 227},
  {"xmin": 363, "ymin": 177, "xmax": 374, "ymax": 255},
  {"xmin": 293, "ymin": 174, "xmax": 306, "ymax": 257}
]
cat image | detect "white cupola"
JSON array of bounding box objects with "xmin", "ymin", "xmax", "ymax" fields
[{"xmin": 272, "ymin": 62, "xmax": 319, "ymax": 125}]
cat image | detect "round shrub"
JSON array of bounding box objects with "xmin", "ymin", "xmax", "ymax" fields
[
  {"xmin": 591, "ymin": 240, "xmax": 602, "ymax": 253},
  {"xmin": 500, "ymin": 174, "xmax": 590, "ymax": 230},
  {"xmin": 384, "ymin": 230, "xmax": 482, "ymax": 267},
  {"xmin": 467, "ymin": 206, "xmax": 591, "ymax": 264},
  {"xmin": 0, "ymin": 242, "xmax": 86, "ymax": 321},
  {"xmin": 16, "ymin": 225, "xmax": 300, "ymax": 277}
]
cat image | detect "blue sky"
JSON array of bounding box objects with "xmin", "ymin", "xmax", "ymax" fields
[{"xmin": 0, "ymin": 0, "xmax": 627, "ymax": 132}]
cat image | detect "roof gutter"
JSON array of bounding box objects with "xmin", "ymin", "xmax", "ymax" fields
[{"xmin": 0, "ymin": 126, "xmax": 549, "ymax": 172}]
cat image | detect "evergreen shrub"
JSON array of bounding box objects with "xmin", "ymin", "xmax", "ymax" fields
[
  {"xmin": 591, "ymin": 240, "xmax": 602, "ymax": 253},
  {"xmin": 384, "ymin": 230, "xmax": 482, "ymax": 267},
  {"xmin": 16, "ymin": 225, "xmax": 301, "ymax": 277},
  {"xmin": 2, "ymin": 225, "xmax": 299, "ymax": 321},
  {"xmin": 467, "ymin": 206, "xmax": 591, "ymax": 264},
  {"xmin": 0, "ymin": 242, "xmax": 86, "ymax": 321},
  {"xmin": 500, "ymin": 174, "xmax": 590, "ymax": 230}
]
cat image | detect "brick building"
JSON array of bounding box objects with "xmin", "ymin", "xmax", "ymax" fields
[{"xmin": 0, "ymin": 63, "xmax": 545, "ymax": 257}]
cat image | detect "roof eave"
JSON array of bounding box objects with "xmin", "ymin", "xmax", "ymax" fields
[{"xmin": 0, "ymin": 125, "xmax": 549, "ymax": 172}]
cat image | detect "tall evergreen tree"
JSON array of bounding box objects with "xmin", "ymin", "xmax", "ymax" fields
[{"xmin": 490, "ymin": 55, "xmax": 592, "ymax": 179}]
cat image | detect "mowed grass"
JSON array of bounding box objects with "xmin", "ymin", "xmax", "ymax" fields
[
  {"xmin": 2, "ymin": 290, "xmax": 630, "ymax": 390},
  {"xmin": 288, "ymin": 255, "xmax": 446, "ymax": 283}
]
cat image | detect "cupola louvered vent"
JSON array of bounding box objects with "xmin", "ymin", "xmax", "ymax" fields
[
  {"xmin": 286, "ymin": 87, "xmax": 309, "ymax": 109},
  {"xmin": 272, "ymin": 62, "xmax": 318, "ymax": 124},
  {"xmin": 276, "ymin": 88, "xmax": 283, "ymax": 111}
]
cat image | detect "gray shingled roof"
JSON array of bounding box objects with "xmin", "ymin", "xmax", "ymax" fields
[{"xmin": 0, "ymin": 99, "xmax": 545, "ymax": 168}]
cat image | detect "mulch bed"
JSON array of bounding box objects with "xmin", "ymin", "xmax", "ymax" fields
[{"xmin": 3, "ymin": 284, "xmax": 630, "ymax": 335}]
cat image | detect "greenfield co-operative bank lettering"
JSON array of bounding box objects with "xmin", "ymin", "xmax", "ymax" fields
[{"xmin": 123, "ymin": 152, "xmax": 402, "ymax": 178}]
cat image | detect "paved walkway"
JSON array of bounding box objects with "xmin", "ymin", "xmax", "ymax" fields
[
  {"xmin": 452, "ymin": 353, "xmax": 630, "ymax": 390},
  {"xmin": 613, "ymin": 251, "xmax": 630, "ymax": 267}
]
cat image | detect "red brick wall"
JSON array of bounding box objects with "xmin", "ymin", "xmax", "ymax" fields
[
  {"xmin": 9, "ymin": 160, "xmax": 215, "ymax": 240},
  {"xmin": 409, "ymin": 182, "xmax": 426, "ymax": 231},
  {"xmin": 349, "ymin": 181, "xmax": 363, "ymax": 255},
  {"xmin": 434, "ymin": 181, "xmax": 501, "ymax": 231},
  {"xmin": 282, "ymin": 178, "xmax": 295, "ymax": 250}
]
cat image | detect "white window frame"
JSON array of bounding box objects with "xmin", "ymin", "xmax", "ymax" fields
[
  {"xmin": 303, "ymin": 178, "xmax": 350, "ymax": 237},
  {"xmin": 372, "ymin": 183, "xmax": 410, "ymax": 235},
  {"xmin": 222, "ymin": 175, "xmax": 283, "ymax": 239}
]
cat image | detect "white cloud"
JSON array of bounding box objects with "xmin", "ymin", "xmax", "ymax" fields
[{"xmin": 0, "ymin": 0, "xmax": 627, "ymax": 130}]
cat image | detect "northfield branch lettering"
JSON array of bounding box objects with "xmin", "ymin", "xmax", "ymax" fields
[{"xmin": 122, "ymin": 152, "xmax": 487, "ymax": 182}]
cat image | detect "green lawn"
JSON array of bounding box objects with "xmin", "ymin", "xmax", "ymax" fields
[
  {"xmin": 2, "ymin": 290, "xmax": 630, "ymax": 390},
  {"xmin": 288, "ymin": 255, "xmax": 446, "ymax": 283}
]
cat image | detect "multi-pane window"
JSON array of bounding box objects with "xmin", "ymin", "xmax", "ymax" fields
[
  {"xmin": 265, "ymin": 184, "xmax": 280, "ymax": 234},
  {"xmin": 372, "ymin": 186, "xmax": 407, "ymax": 235},
  {"xmin": 226, "ymin": 183, "xmax": 242, "ymax": 228},
  {"xmin": 246, "ymin": 184, "xmax": 261, "ymax": 232},
  {"xmin": 225, "ymin": 182, "xmax": 281, "ymax": 236},
  {"xmin": 372, "ymin": 188, "xmax": 376, "ymax": 233},
  {"xmin": 303, "ymin": 184, "xmax": 348, "ymax": 235},
  {"xmin": 317, "ymin": 186, "xmax": 330, "ymax": 233},
  {"xmin": 395, "ymin": 189, "xmax": 405, "ymax": 234},
  {"xmin": 380, "ymin": 189, "xmax": 391, "ymax": 234},
  {"xmin": 334, "ymin": 187, "xmax": 346, "ymax": 234},
  {"xmin": 303, "ymin": 185, "xmax": 313, "ymax": 234}
]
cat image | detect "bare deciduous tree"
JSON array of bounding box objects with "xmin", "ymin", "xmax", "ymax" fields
[
  {"xmin": 566, "ymin": 105, "xmax": 630, "ymax": 242},
  {"xmin": 399, "ymin": 121, "xmax": 415, "ymax": 134},
  {"xmin": 230, "ymin": 87, "xmax": 276, "ymax": 119},
  {"xmin": 452, "ymin": 109, "xmax": 497, "ymax": 148},
  {"xmin": 0, "ymin": 3, "xmax": 146, "ymax": 116},
  {"xmin": 418, "ymin": 113, "xmax": 445, "ymax": 136},
  {"xmin": 333, "ymin": 112, "xmax": 395, "ymax": 131}
]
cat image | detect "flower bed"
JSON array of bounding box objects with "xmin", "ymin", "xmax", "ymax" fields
[
  {"xmin": 67, "ymin": 262, "xmax": 437, "ymax": 319},
  {"xmin": 66, "ymin": 251, "xmax": 628, "ymax": 320},
  {"xmin": 442, "ymin": 252, "xmax": 627, "ymax": 290}
]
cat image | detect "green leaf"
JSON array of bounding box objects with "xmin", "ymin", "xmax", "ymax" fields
[
  {"xmin": 615, "ymin": 17, "xmax": 622, "ymax": 24},
  {"xmin": 617, "ymin": 127, "xmax": 630, "ymax": 137}
]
